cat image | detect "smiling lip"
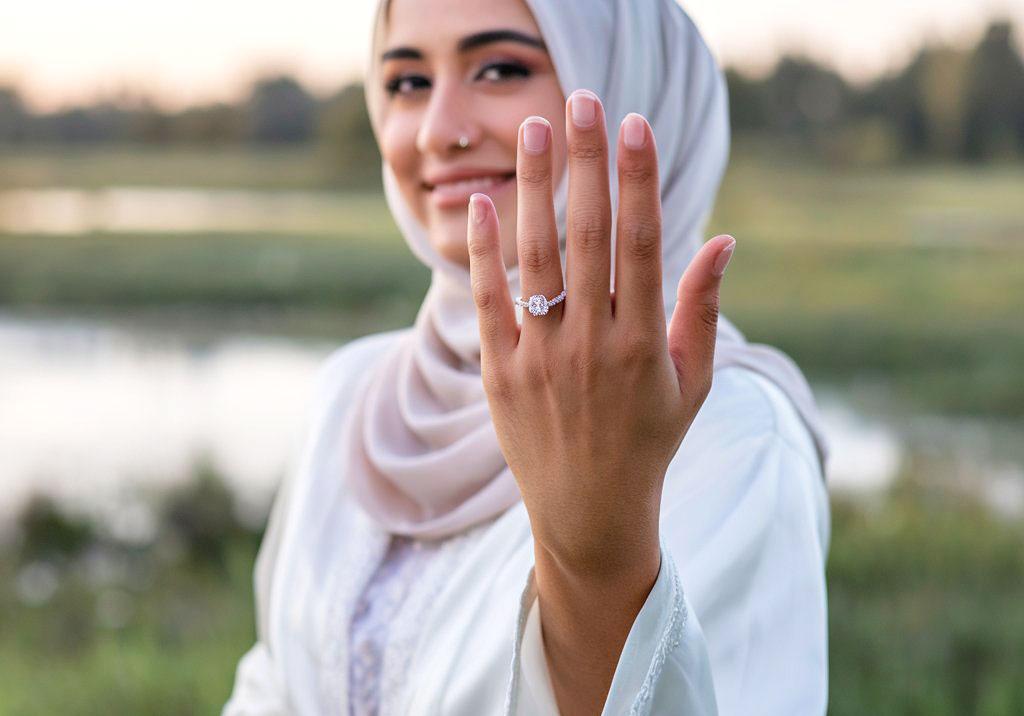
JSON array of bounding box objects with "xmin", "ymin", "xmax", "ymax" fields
[{"xmin": 423, "ymin": 172, "xmax": 516, "ymax": 210}]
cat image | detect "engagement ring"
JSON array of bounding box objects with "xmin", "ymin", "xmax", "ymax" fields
[{"xmin": 515, "ymin": 290, "xmax": 566, "ymax": 316}]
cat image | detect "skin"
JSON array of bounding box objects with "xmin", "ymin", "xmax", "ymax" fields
[
  {"xmin": 372, "ymin": 1, "xmax": 736, "ymax": 713},
  {"xmin": 373, "ymin": 0, "xmax": 567, "ymax": 270}
]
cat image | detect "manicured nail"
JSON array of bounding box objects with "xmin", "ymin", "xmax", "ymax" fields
[
  {"xmin": 571, "ymin": 90, "xmax": 597, "ymax": 128},
  {"xmin": 623, "ymin": 113, "xmax": 647, "ymax": 149},
  {"xmin": 522, "ymin": 117, "xmax": 550, "ymax": 153},
  {"xmin": 470, "ymin": 193, "xmax": 488, "ymax": 224},
  {"xmin": 712, "ymin": 238, "xmax": 736, "ymax": 277}
]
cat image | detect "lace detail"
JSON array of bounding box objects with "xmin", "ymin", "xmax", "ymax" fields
[
  {"xmin": 320, "ymin": 509, "xmax": 390, "ymax": 716},
  {"xmin": 349, "ymin": 536, "xmax": 445, "ymax": 715},
  {"xmin": 629, "ymin": 552, "xmax": 688, "ymax": 716},
  {"xmin": 377, "ymin": 523, "xmax": 490, "ymax": 714}
]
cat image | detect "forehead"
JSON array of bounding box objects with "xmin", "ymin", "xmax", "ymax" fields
[{"xmin": 384, "ymin": 0, "xmax": 543, "ymax": 48}]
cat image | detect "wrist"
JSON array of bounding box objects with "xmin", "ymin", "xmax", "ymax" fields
[{"xmin": 533, "ymin": 526, "xmax": 662, "ymax": 585}]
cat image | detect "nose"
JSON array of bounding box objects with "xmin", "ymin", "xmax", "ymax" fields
[{"xmin": 416, "ymin": 77, "xmax": 478, "ymax": 156}]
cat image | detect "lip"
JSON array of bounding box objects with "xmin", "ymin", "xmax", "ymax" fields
[{"xmin": 422, "ymin": 169, "xmax": 516, "ymax": 210}]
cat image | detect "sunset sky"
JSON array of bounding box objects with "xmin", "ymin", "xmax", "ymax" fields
[{"xmin": 3, "ymin": 0, "xmax": 1023, "ymax": 111}]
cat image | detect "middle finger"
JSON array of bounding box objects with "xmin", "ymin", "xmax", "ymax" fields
[{"xmin": 564, "ymin": 89, "xmax": 613, "ymax": 328}]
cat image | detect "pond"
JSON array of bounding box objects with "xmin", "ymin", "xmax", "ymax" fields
[{"xmin": 1, "ymin": 313, "xmax": 1021, "ymax": 541}]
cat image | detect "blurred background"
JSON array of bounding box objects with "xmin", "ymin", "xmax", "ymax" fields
[{"xmin": 1, "ymin": 0, "xmax": 1023, "ymax": 713}]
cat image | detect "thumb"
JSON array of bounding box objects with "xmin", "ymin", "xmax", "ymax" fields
[{"xmin": 666, "ymin": 234, "xmax": 736, "ymax": 398}]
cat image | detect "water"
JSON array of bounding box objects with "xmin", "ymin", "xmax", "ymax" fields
[
  {"xmin": 0, "ymin": 187, "xmax": 357, "ymax": 235},
  {"xmin": 1, "ymin": 314, "xmax": 1021, "ymax": 535}
]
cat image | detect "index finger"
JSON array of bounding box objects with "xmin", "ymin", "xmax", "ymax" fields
[{"xmin": 467, "ymin": 193, "xmax": 519, "ymax": 359}]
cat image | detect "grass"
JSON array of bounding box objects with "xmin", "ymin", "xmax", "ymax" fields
[
  {"xmin": 3, "ymin": 141, "xmax": 1022, "ymax": 416},
  {"xmin": 1, "ymin": 479, "xmax": 1021, "ymax": 715},
  {"xmin": 2, "ymin": 142, "xmax": 1023, "ymax": 713}
]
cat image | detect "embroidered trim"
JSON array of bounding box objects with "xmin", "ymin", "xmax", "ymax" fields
[
  {"xmin": 320, "ymin": 507, "xmax": 390, "ymax": 716},
  {"xmin": 502, "ymin": 565, "xmax": 537, "ymax": 715},
  {"xmin": 378, "ymin": 526, "xmax": 483, "ymax": 714},
  {"xmin": 628, "ymin": 553, "xmax": 688, "ymax": 716}
]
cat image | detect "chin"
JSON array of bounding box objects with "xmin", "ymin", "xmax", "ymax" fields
[{"xmin": 429, "ymin": 224, "xmax": 472, "ymax": 267}]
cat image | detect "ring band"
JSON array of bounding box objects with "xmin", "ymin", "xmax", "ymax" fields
[{"xmin": 515, "ymin": 290, "xmax": 566, "ymax": 316}]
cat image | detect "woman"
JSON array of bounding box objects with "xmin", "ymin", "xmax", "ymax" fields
[{"xmin": 224, "ymin": 0, "xmax": 832, "ymax": 713}]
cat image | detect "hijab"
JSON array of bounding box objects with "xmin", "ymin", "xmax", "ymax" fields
[{"xmin": 343, "ymin": 0, "xmax": 831, "ymax": 538}]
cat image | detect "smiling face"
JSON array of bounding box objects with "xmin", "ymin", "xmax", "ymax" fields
[{"xmin": 369, "ymin": 0, "xmax": 568, "ymax": 270}]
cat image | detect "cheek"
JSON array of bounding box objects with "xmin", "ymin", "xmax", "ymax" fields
[{"xmin": 379, "ymin": 118, "xmax": 422, "ymax": 189}]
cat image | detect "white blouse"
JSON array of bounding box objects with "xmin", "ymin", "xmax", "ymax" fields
[{"xmin": 222, "ymin": 328, "xmax": 831, "ymax": 715}]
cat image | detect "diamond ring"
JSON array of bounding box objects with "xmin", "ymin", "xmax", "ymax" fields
[{"xmin": 515, "ymin": 290, "xmax": 566, "ymax": 316}]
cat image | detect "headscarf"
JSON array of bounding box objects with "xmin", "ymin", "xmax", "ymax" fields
[{"xmin": 343, "ymin": 0, "xmax": 831, "ymax": 538}]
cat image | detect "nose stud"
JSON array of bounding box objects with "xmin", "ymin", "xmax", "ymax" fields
[{"xmin": 458, "ymin": 136, "xmax": 470, "ymax": 149}]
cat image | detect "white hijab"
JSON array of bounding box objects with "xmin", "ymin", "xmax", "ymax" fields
[{"xmin": 345, "ymin": 0, "xmax": 831, "ymax": 539}]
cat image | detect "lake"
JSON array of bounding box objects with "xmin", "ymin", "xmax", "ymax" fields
[{"xmin": 3, "ymin": 313, "xmax": 1021, "ymax": 541}]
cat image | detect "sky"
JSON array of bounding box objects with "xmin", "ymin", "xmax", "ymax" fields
[{"xmin": 3, "ymin": 0, "xmax": 1023, "ymax": 111}]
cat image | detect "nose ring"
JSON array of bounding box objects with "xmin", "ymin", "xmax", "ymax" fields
[{"xmin": 458, "ymin": 136, "xmax": 470, "ymax": 149}]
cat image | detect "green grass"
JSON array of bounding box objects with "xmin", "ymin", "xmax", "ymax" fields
[
  {"xmin": 0, "ymin": 145, "xmax": 353, "ymax": 190},
  {"xmin": 2, "ymin": 144, "xmax": 1023, "ymax": 712},
  {"xmin": 1, "ymin": 482, "xmax": 1021, "ymax": 714},
  {"xmin": 3, "ymin": 143, "xmax": 1022, "ymax": 416}
]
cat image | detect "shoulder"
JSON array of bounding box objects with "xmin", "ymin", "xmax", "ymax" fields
[
  {"xmin": 662, "ymin": 365, "xmax": 831, "ymax": 566},
  {"xmin": 304, "ymin": 327, "xmax": 412, "ymax": 422},
  {"xmin": 666, "ymin": 364, "xmax": 825, "ymax": 501}
]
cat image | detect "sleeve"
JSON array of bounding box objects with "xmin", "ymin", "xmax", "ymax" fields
[
  {"xmin": 504, "ymin": 425, "xmax": 830, "ymax": 716},
  {"xmin": 221, "ymin": 424, "xmax": 299, "ymax": 716},
  {"xmin": 223, "ymin": 338, "xmax": 386, "ymax": 715}
]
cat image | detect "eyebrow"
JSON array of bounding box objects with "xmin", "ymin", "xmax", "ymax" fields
[{"xmin": 381, "ymin": 29, "xmax": 547, "ymax": 62}]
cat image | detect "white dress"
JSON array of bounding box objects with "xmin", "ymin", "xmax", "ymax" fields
[{"xmin": 222, "ymin": 328, "xmax": 831, "ymax": 715}]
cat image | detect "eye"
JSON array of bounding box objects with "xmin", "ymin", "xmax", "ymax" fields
[
  {"xmin": 476, "ymin": 61, "xmax": 531, "ymax": 83},
  {"xmin": 384, "ymin": 74, "xmax": 430, "ymax": 97}
]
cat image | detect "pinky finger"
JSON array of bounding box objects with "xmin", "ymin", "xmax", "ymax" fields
[{"xmin": 467, "ymin": 193, "xmax": 518, "ymax": 358}]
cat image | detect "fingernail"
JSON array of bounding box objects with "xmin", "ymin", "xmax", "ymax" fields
[
  {"xmin": 712, "ymin": 238, "xmax": 736, "ymax": 277},
  {"xmin": 623, "ymin": 113, "xmax": 646, "ymax": 149},
  {"xmin": 571, "ymin": 90, "xmax": 597, "ymax": 128},
  {"xmin": 523, "ymin": 117, "xmax": 550, "ymax": 153},
  {"xmin": 470, "ymin": 193, "xmax": 488, "ymax": 224}
]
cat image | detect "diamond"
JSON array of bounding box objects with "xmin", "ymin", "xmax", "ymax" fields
[{"xmin": 527, "ymin": 294, "xmax": 549, "ymax": 316}]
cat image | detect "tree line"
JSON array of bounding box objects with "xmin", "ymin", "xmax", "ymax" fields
[{"xmin": 1, "ymin": 19, "xmax": 1022, "ymax": 166}]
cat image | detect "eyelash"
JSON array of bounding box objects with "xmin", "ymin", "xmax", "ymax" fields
[{"xmin": 383, "ymin": 61, "xmax": 532, "ymax": 97}]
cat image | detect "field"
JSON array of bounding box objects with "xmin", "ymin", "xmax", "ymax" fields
[{"xmin": 1, "ymin": 142, "xmax": 1023, "ymax": 714}]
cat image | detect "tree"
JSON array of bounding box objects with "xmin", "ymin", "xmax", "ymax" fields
[
  {"xmin": 961, "ymin": 21, "xmax": 1024, "ymax": 160},
  {"xmin": 246, "ymin": 75, "xmax": 317, "ymax": 143}
]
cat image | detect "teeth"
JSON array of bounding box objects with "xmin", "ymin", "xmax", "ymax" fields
[{"xmin": 433, "ymin": 175, "xmax": 508, "ymax": 192}]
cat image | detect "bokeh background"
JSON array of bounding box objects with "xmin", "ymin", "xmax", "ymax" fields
[{"xmin": 2, "ymin": 1, "xmax": 1023, "ymax": 713}]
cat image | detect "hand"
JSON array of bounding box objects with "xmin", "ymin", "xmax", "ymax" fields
[{"xmin": 466, "ymin": 89, "xmax": 736, "ymax": 577}]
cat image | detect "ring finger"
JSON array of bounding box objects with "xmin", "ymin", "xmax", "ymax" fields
[{"xmin": 515, "ymin": 115, "xmax": 565, "ymax": 340}]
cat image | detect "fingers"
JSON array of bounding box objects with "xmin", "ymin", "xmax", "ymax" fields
[
  {"xmin": 614, "ymin": 113, "xmax": 665, "ymax": 331},
  {"xmin": 467, "ymin": 193, "xmax": 518, "ymax": 358},
  {"xmin": 564, "ymin": 89, "xmax": 612, "ymax": 326},
  {"xmin": 666, "ymin": 235, "xmax": 736, "ymax": 398},
  {"xmin": 515, "ymin": 115, "xmax": 564, "ymax": 333}
]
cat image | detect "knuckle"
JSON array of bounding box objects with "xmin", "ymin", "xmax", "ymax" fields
[
  {"xmin": 619, "ymin": 161, "xmax": 656, "ymax": 186},
  {"xmin": 569, "ymin": 141, "xmax": 605, "ymax": 163},
  {"xmin": 519, "ymin": 240, "xmax": 554, "ymax": 274},
  {"xmin": 569, "ymin": 206, "xmax": 607, "ymax": 252},
  {"xmin": 473, "ymin": 284, "xmax": 500, "ymax": 313},
  {"xmin": 517, "ymin": 163, "xmax": 550, "ymax": 188},
  {"xmin": 468, "ymin": 235, "xmax": 491, "ymax": 262},
  {"xmin": 521, "ymin": 353, "xmax": 554, "ymax": 390},
  {"xmin": 620, "ymin": 330, "xmax": 658, "ymax": 366},
  {"xmin": 619, "ymin": 215, "xmax": 662, "ymax": 264},
  {"xmin": 699, "ymin": 294, "xmax": 721, "ymax": 333},
  {"xmin": 484, "ymin": 365, "xmax": 515, "ymax": 400},
  {"xmin": 566, "ymin": 346, "xmax": 600, "ymax": 379}
]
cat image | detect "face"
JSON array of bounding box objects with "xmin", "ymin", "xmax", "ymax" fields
[{"xmin": 372, "ymin": 0, "xmax": 568, "ymax": 270}]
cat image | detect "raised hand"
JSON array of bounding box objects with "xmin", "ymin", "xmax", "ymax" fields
[{"xmin": 466, "ymin": 88, "xmax": 736, "ymax": 577}]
